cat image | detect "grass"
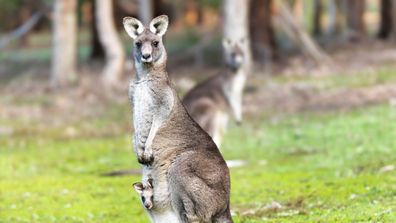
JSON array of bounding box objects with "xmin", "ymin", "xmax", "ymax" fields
[
  {"xmin": 1, "ymin": 99, "xmax": 395, "ymax": 222},
  {"xmin": 271, "ymin": 67, "xmax": 396, "ymax": 90}
]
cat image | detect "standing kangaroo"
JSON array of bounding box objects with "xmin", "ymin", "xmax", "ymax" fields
[
  {"xmin": 123, "ymin": 15, "xmax": 233, "ymax": 223},
  {"xmin": 183, "ymin": 38, "xmax": 247, "ymax": 147}
]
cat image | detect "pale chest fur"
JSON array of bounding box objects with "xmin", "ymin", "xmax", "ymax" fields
[
  {"xmin": 222, "ymin": 69, "xmax": 246, "ymax": 119},
  {"xmin": 132, "ymin": 81, "xmax": 155, "ymax": 132},
  {"xmin": 231, "ymin": 69, "xmax": 246, "ymax": 98},
  {"xmin": 131, "ymin": 79, "xmax": 174, "ymax": 137}
]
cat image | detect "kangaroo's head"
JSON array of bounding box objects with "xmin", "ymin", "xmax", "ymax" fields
[
  {"xmin": 133, "ymin": 179, "xmax": 154, "ymax": 210},
  {"xmin": 222, "ymin": 37, "xmax": 245, "ymax": 71},
  {"xmin": 123, "ymin": 15, "xmax": 169, "ymax": 74}
]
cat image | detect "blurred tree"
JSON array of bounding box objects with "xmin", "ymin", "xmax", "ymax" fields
[
  {"xmin": 378, "ymin": 0, "xmax": 392, "ymax": 39},
  {"xmin": 250, "ymin": 0, "xmax": 276, "ymax": 63},
  {"xmin": 51, "ymin": 0, "xmax": 77, "ymax": 87},
  {"xmin": 153, "ymin": 0, "xmax": 176, "ymax": 23},
  {"xmin": 18, "ymin": 0, "xmax": 33, "ymax": 46},
  {"xmin": 184, "ymin": 0, "xmax": 204, "ymax": 26},
  {"xmin": 96, "ymin": 0, "xmax": 125, "ymax": 86},
  {"xmin": 90, "ymin": 0, "xmax": 105, "ymax": 60},
  {"xmin": 346, "ymin": 0, "xmax": 365, "ymax": 40},
  {"xmin": 223, "ymin": 0, "xmax": 252, "ymax": 72},
  {"xmin": 313, "ymin": 0, "xmax": 323, "ymax": 36},
  {"xmin": 0, "ymin": 0, "xmax": 24, "ymax": 30},
  {"xmin": 138, "ymin": 0, "xmax": 153, "ymax": 24},
  {"xmin": 392, "ymin": 0, "xmax": 396, "ymax": 41},
  {"xmin": 327, "ymin": 0, "xmax": 345, "ymax": 35}
]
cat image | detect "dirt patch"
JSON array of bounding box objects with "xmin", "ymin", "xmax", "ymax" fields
[
  {"xmin": 244, "ymin": 83, "xmax": 396, "ymax": 115},
  {"xmin": 244, "ymin": 84, "xmax": 396, "ymax": 114}
]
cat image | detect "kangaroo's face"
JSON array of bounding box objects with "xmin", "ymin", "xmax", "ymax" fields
[
  {"xmin": 123, "ymin": 15, "xmax": 169, "ymax": 67},
  {"xmin": 223, "ymin": 38, "xmax": 245, "ymax": 71},
  {"xmin": 133, "ymin": 180, "xmax": 154, "ymax": 210}
]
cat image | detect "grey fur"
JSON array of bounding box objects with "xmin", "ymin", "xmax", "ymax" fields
[{"xmin": 124, "ymin": 15, "xmax": 233, "ymax": 223}]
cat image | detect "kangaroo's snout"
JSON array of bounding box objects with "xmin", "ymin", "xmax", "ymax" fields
[
  {"xmin": 142, "ymin": 53, "xmax": 151, "ymax": 60},
  {"xmin": 144, "ymin": 201, "xmax": 153, "ymax": 209},
  {"xmin": 141, "ymin": 43, "xmax": 153, "ymax": 62}
]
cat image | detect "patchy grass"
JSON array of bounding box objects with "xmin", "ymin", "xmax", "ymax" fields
[
  {"xmin": 1, "ymin": 101, "xmax": 396, "ymax": 222},
  {"xmin": 271, "ymin": 67, "xmax": 396, "ymax": 90}
]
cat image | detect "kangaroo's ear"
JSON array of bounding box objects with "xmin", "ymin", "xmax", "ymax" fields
[
  {"xmin": 150, "ymin": 15, "xmax": 169, "ymax": 36},
  {"xmin": 147, "ymin": 179, "xmax": 153, "ymax": 188},
  {"xmin": 133, "ymin": 182, "xmax": 144, "ymax": 194},
  {"xmin": 123, "ymin": 17, "xmax": 144, "ymax": 39},
  {"xmin": 222, "ymin": 38, "xmax": 232, "ymax": 49}
]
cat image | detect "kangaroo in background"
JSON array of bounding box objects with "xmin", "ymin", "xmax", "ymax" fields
[
  {"xmin": 183, "ymin": 38, "xmax": 247, "ymax": 147},
  {"xmin": 124, "ymin": 15, "xmax": 233, "ymax": 223}
]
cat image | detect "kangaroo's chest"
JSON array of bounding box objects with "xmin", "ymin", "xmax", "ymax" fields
[
  {"xmin": 133, "ymin": 83, "xmax": 155, "ymax": 129},
  {"xmin": 227, "ymin": 71, "xmax": 246, "ymax": 97},
  {"xmin": 221, "ymin": 71, "xmax": 245, "ymax": 105},
  {"xmin": 133, "ymin": 81, "xmax": 174, "ymax": 127}
]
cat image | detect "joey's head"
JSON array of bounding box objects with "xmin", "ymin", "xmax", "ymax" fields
[
  {"xmin": 133, "ymin": 179, "xmax": 154, "ymax": 210},
  {"xmin": 123, "ymin": 15, "xmax": 169, "ymax": 72},
  {"xmin": 223, "ymin": 37, "xmax": 245, "ymax": 71}
]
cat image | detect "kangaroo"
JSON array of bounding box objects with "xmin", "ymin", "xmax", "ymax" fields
[
  {"xmin": 133, "ymin": 177, "xmax": 180, "ymax": 222},
  {"xmin": 123, "ymin": 15, "xmax": 233, "ymax": 223},
  {"xmin": 133, "ymin": 179, "xmax": 154, "ymax": 210},
  {"xmin": 182, "ymin": 38, "xmax": 247, "ymax": 147}
]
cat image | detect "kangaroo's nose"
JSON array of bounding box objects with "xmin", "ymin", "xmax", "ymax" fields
[{"xmin": 142, "ymin": 54, "xmax": 151, "ymax": 59}]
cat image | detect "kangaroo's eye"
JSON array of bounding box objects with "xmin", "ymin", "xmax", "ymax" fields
[
  {"xmin": 135, "ymin": 41, "xmax": 142, "ymax": 48},
  {"xmin": 152, "ymin": 41, "xmax": 159, "ymax": 47},
  {"xmin": 141, "ymin": 196, "xmax": 146, "ymax": 203}
]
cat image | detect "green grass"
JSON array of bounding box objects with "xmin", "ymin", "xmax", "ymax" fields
[
  {"xmin": 271, "ymin": 67, "xmax": 396, "ymax": 90},
  {"xmin": 1, "ymin": 103, "xmax": 396, "ymax": 222}
]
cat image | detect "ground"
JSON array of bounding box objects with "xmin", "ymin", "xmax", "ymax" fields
[
  {"xmin": 1, "ymin": 39, "xmax": 396, "ymax": 222},
  {"xmin": 1, "ymin": 102, "xmax": 395, "ymax": 222},
  {"xmin": 1, "ymin": 71, "xmax": 396, "ymax": 222}
]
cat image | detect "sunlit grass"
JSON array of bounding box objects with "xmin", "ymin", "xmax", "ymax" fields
[{"xmin": 1, "ymin": 103, "xmax": 395, "ymax": 222}]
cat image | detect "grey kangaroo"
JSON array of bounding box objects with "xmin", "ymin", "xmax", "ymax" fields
[
  {"xmin": 182, "ymin": 38, "xmax": 246, "ymax": 147},
  {"xmin": 123, "ymin": 15, "xmax": 233, "ymax": 223}
]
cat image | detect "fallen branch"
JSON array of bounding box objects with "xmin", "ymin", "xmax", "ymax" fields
[
  {"xmin": 274, "ymin": 2, "xmax": 332, "ymax": 66},
  {"xmin": 0, "ymin": 11, "xmax": 44, "ymax": 50}
]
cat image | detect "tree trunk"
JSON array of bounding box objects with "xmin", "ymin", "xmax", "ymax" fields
[
  {"xmin": 313, "ymin": 0, "xmax": 323, "ymax": 36},
  {"xmin": 96, "ymin": 0, "xmax": 125, "ymax": 85},
  {"xmin": 346, "ymin": 0, "xmax": 365, "ymax": 39},
  {"xmin": 223, "ymin": 0, "xmax": 252, "ymax": 73},
  {"xmin": 19, "ymin": 2, "xmax": 32, "ymax": 47},
  {"xmin": 327, "ymin": 0, "xmax": 345, "ymax": 35},
  {"xmin": 51, "ymin": 0, "xmax": 77, "ymax": 87},
  {"xmin": 250, "ymin": 0, "xmax": 276, "ymax": 63},
  {"xmin": 90, "ymin": 0, "xmax": 105, "ymax": 61},
  {"xmin": 378, "ymin": 0, "xmax": 392, "ymax": 39},
  {"xmin": 138, "ymin": 0, "xmax": 153, "ymax": 25},
  {"xmin": 391, "ymin": 0, "xmax": 396, "ymax": 41}
]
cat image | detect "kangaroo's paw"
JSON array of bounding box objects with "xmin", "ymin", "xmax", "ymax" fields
[{"xmin": 137, "ymin": 149, "xmax": 154, "ymax": 165}]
